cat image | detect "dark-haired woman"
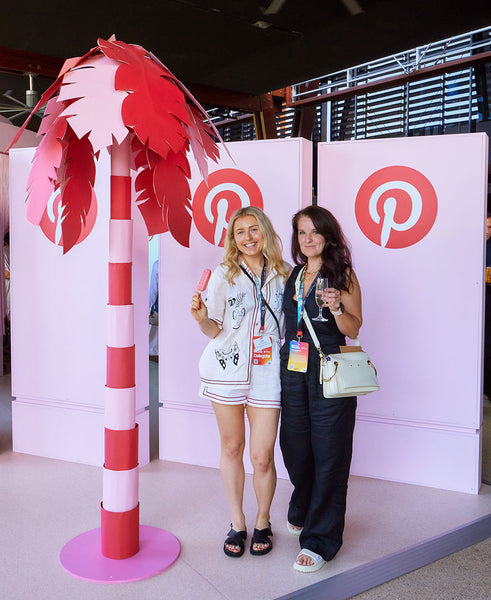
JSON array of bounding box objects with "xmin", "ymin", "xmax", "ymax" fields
[{"xmin": 280, "ymin": 205, "xmax": 362, "ymax": 573}]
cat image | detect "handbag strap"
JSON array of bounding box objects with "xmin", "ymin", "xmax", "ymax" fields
[
  {"xmin": 302, "ymin": 310, "xmax": 327, "ymax": 362},
  {"xmin": 302, "ymin": 310, "xmax": 321, "ymax": 349},
  {"xmin": 294, "ymin": 267, "xmax": 361, "ymax": 359},
  {"xmin": 240, "ymin": 265, "xmax": 281, "ymax": 338}
]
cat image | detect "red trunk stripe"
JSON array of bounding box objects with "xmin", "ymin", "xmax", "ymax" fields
[
  {"xmin": 108, "ymin": 263, "xmax": 132, "ymax": 305},
  {"xmin": 110, "ymin": 175, "xmax": 132, "ymax": 219},
  {"xmin": 107, "ymin": 346, "xmax": 135, "ymax": 388},
  {"xmin": 104, "ymin": 425, "xmax": 139, "ymax": 471},
  {"xmin": 101, "ymin": 503, "xmax": 140, "ymax": 559}
]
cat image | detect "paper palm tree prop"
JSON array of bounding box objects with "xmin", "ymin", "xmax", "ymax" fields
[{"xmin": 10, "ymin": 36, "xmax": 220, "ymax": 573}]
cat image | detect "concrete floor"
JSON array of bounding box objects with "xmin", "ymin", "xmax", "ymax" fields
[{"xmin": 1, "ymin": 367, "xmax": 490, "ymax": 600}]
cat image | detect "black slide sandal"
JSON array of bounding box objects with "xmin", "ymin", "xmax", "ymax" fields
[
  {"xmin": 250, "ymin": 523, "xmax": 273, "ymax": 556},
  {"xmin": 223, "ymin": 527, "xmax": 247, "ymax": 557}
]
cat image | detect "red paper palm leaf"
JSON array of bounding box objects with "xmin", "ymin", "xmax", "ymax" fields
[
  {"xmin": 98, "ymin": 38, "xmax": 191, "ymax": 159},
  {"xmin": 132, "ymin": 135, "xmax": 150, "ymax": 171},
  {"xmin": 134, "ymin": 145, "xmax": 169, "ymax": 236},
  {"xmin": 184, "ymin": 104, "xmax": 220, "ymax": 180},
  {"xmin": 147, "ymin": 49, "xmax": 227, "ymax": 168},
  {"xmin": 151, "ymin": 150, "xmax": 192, "ymax": 247},
  {"xmin": 59, "ymin": 130, "xmax": 96, "ymax": 253}
]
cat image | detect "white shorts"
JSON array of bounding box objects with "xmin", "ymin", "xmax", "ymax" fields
[{"xmin": 200, "ymin": 362, "xmax": 281, "ymax": 409}]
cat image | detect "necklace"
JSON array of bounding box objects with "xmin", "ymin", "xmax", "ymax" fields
[{"xmin": 305, "ymin": 263, "xmax": 322, "ymax": 275}]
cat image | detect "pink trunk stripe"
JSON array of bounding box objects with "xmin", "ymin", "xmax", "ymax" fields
[
  {"xmin": 101, "ymin": 503, "xmax": 139, "ymax": 559},
  {"xmin": 105, "ymin": 425, "xmax": 139, "ymax": 471},
  {"xmin": 104, "ymin": 386, "xmax": 136, "ymax": 430},
  {"xmin": 107, "ymin": 346, "xmax": 135, "ymax": 388},
  {"xmin": 102, "ymin": 466, "xmax": 139, "ymax": 512},
  {"xmin": 107, "ymin": 304, "xmax": 134, "ymax": 347},
  {"xmin": 110, "ymin": 175, "xmax": 131, "ymax": 219},
  {"xmin": 110, "ymin": 137, "xmax": 131, "ymax": 176},
  {"xmin": 108, "ymin": 263, "xmax": 132, "ymax": 305},
  {"xmin": 109, "ymin": 219, "xmax": 133, "ymax": 263}
]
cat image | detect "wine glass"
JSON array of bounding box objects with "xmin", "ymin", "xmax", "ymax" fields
[{"xmin": 313, "ymin": 278, "xmax": 329, "ymax": 322}]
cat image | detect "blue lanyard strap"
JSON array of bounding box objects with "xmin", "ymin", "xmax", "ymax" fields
[{"xmin": 240, "ymin": 265, "xmax": 281, "ymax": 337}]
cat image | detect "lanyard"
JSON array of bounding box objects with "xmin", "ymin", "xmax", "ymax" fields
[
  {"xmin": 251, "ymin": 264, "xmax": 267, "ymax": 332},
  {"xmin": 296, "ymin": 266, "xmax": 307, "ymax": 340},
  {"xmin": 240, "ymin": 265, "xmax": 281, "ymax": 338}
]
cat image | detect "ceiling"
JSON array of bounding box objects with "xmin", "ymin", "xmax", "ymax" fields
[{"xmin": 1, "ymin": 0, "xmax": 491, "ymax": 127}]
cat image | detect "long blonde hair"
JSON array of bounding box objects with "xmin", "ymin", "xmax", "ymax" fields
[{"xmin": 222, "ymin": 206, "xmax": 288, "ymax": 283}]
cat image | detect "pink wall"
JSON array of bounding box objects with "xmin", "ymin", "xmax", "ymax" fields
[{"xmin": 317, "ymin": 133, "xmax": 489, "ymax": 493}]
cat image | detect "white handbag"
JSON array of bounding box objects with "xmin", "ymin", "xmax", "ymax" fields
[{"xmin": 302, "ymin": 302, "xmax": 379, "ymax": 399}]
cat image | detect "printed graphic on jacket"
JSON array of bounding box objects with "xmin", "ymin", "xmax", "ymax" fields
[
  {"xmin": 228, "ymin": 292, "xmax": 247, "ymax": 329},
  {"xmin": 215, "ymin": 342, "xmax": 240, "ymax": 370},
  {"xmin": 270, "ymin": 289, "xmax": 283, "ymax": 314}
]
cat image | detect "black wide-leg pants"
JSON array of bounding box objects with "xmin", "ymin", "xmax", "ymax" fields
[{"xmin": 280, "ymin": 359, "xmax": 356, "ymax": 561}]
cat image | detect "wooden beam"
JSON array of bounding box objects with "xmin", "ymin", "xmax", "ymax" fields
[
  {"xmin": 292, "ymin": 81, "xmax": 318, "ymax": 139},
  {"xmin": 286, "ymin": 50, "xmax": 491, "ymax": 109},
  {"xmin": 186, "ymin": 82, "xmax": 263, "ymax": 112},
  {"xmin": 259, "ymin": 93, "xmax": 277, "ymax": 139},
  {"xmin": 253, "ymin": 112, "xmax": 265, "ymax": 140},
  {"xmin": 213, "ymin": 113, "xmax": 253, "ymax": 127},
  {"xmin": 0, "ymin": 46, "xmax": 285, "ymax": 115},
  {"xmin": 0, "ymin": 46, "xmax": 63, "ymax": 78}
]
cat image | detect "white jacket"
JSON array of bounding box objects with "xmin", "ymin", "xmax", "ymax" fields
[{"xmin": 199, "ymin": 262, "xmax": 288, "ymax": 388}]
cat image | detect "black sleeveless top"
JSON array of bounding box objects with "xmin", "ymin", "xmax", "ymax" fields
[{"xmin": 280, "ymin": 265, "xmax": 346, "ymax": 362}]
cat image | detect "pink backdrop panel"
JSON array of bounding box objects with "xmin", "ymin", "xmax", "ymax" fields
[
  {"xmin": 0, "ymin": 119, "xmax": 39, "ymax": 152},
  {"xmin": 0, "ymin": 122, "xmax": 39, "ymax": 373},
  {"xmin": 317, "ymin": 133, "xmax": 488, "ymax": 493},
  {"xmin": 9, "ymin": 147, "xmax": 150, "ymax": 466},
  {"xmin": 158, "ymin": 138, "xmax": 312, "ymax": 474}
]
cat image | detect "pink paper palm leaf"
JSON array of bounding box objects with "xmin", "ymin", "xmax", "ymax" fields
[{"xmin": 26, "ymin": 97, "xmax": 68, "ymax": 225}]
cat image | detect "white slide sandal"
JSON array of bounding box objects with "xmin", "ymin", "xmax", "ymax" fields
[
  {"xmin": 293, "ymin": 548, "xmax": 326, "ymax": 573},
  {"xmin": 286, "ymin": 521, "xmax": 303, "ymax": 536}
]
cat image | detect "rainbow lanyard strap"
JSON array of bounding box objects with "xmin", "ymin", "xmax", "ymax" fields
[{"xmin": 296, "ymin": 266, "xmax": 307, "ymax": 341}]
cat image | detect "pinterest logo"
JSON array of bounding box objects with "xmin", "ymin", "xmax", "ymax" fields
[
  {"xmin": 39, "ymin": 189, "xmax": 97, "ymax": 247},
  {"xmin": 355, "ymin": 166, "xmax": 438, "ymax": 249},
  {"xmin": 193, "ymin": 169, "xmax": 264, "ymax": 246}
]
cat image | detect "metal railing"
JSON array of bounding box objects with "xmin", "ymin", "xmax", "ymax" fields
[{"xmin": 291, "ymin": 25, "xmax": 491, "ymax": 141}]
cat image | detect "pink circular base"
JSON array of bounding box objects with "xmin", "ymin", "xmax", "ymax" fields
[{"xmin": 60, "ymin": 525, "xmax": 180, "ymax": 583}]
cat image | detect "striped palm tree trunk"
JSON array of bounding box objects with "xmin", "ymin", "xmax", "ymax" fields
[{"xmin": 101, "ymin": 137, "xmax": 140, "ymax": 559}]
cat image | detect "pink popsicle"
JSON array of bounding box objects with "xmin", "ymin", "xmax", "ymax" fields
[{"xmin": 197, "ymin": 269, "xmax": 211, "ymax": 291}]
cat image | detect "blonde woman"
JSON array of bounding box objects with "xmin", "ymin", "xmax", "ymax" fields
[{"xmin": 191, "ymin": 207, "xmax": 289, "ymax": 558}]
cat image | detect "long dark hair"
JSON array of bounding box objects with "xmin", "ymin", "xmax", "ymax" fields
[{"xmin": 291, "ymin": 205, "xmax": 353, "ymax": 292}]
